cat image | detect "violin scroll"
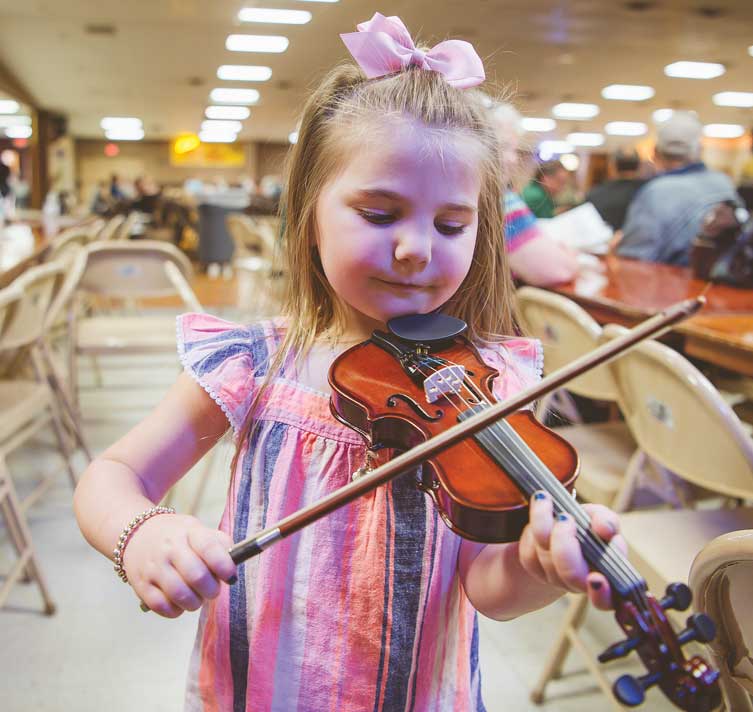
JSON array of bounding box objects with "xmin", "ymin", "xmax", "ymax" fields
[{"xmin": 603, "ymin": 584, "xmax": 720, "ymax": 710}]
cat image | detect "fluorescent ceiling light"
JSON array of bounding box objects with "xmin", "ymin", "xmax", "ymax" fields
[
  {"xmin": 538, "ymin": 140, "xmax": 574, "ymax": 158},
  {"xmin": 560, "ymin": 153, "xmax": 580, "ymax": 171},
  {"xmin": 5, "ymin": 125, "xmax": 32, "ymax": 139},
  {"xmin": 217, "ymin": 65, "xmax": 272, "ymax": 81},
  {"xmin": 210, "ymin": 88, "xmax": 260, "ymax": 105},
  {"xmin": 605, "ymin": 121, "xmax": 647, "ymax": 136},
  {"xmin": 288, "ymin": 131, "xmax": 299, "ymax": 144},
  {"xmin": 664, "ymin": 61, "xmax": 725, "ymax": 79},
  {"xmin": 205, "ymin": 106, "xmax": 250, "ymax": 120},
  {"xmin": 0, "ymin": 100, "xmax": 20, "ymax": 114},
  {"xmin": 226, "ymin": 34, "xmax": 289, "ymax": 53},
  {"xmin": 713, "ymin": 91, "xmax": 753, "ymax": 108},
  {"xmin": 567, "ymin": 132, "xmax": 604, "ymax": 147},
  {"xmin": 703, "ymin": 123, "xmax": 745, "ymax": 139},
  {"xmin": 199, "ymin": 131, "xmax": 238, "ymax": 143},
  {"xmin": 238, "ymin": 8, "xmax": 311, "ymax": 24},
  {"xmin": 101, "ymin": 117, "xmax": 142, "ymax": 130},
  {"xmin": 0, "ymin": 115, "xmax": 32, "ymax": 127},
  {"xmin": 521, "ymin": 117, "xmax": 556, "ymax": 132},
  {"xmin": 601, "ymin": 84, "xmax": 655, "ymax": 101},
  {"xmin": 104, "ymin": 128, "xmax": 145, "ymax": 141},
  {"xmin": 201, "ymin": 120, "xmax": 242, "ymax": 133},
  {"xmin": 551, "ymin": 103, "xmax": 600, "ymax": 120}
]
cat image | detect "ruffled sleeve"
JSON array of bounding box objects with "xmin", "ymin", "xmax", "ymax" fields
[
  {"xmin": 176, "ymin": 313, "xmax": 280, "ymax": 434},
  {"xmin": 477, "ymin": 337, "xmax": 543, "ymax": 405}
]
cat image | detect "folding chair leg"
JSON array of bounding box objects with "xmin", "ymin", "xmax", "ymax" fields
[
  {"xmin": 40, "ymin": 342, "xmax": 92, "ymax": 461},
  {"xmin": 0, "ymin": 493, "xmax": 34, "ymax": 582},
  {"xmin": 0, "ymin": 461, "xmax": 56, "ymax": 614}
]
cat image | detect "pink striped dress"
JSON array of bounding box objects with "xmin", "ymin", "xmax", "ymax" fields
[{"xmin": 177, "ymin": 313, "xmax": 543, "ymax": 712}]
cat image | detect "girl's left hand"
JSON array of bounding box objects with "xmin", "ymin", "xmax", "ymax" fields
[{"xmin": 518, "ymin": 490, "xmax": 626, "ymax": 610}]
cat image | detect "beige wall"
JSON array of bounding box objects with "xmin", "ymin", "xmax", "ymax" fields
[{"xmin": 75, "ymin": 138, "xmax": 290, "ymax": 203}]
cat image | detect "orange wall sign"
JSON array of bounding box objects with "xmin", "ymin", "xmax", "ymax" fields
[{"xmin": 169, "ymin": 134, "xmax": 246, "ymax": 167}]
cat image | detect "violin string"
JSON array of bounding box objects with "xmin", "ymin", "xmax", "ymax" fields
[{"xmin": 414, "ymin": 354, "xmax": 646, "ymax": 602}]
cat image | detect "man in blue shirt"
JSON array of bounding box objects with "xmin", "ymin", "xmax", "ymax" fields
[{"xmin": 616, "ymin": 112, "xmax": 741, "ymax": 266}]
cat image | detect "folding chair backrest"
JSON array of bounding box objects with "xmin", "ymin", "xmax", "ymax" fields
[
  {"xmin": 3, "ymin": 262, "xmax": 67, "ymax": 349},
  {"xmin": 44, "ymin": 247, "xmax": 88, "ymax": 329},
  {"xmin": 226, "ymin": 214, "xmax": 263, "ymax": 258},
  {"xmin": 0, "ymin": 285, "xmax": 23, "ymax": 353},
  {"xmin": 603, "ymin": 324, "xmax": 753, "ymax": 499},
  {"xmin": 516, "ymin": 286, "xmax": 617, "ymax": 401},
  {"xmin": 689, "ymin": 530, "xmax": 753, "ymax": 709},
  {"xmin": 96, "ymin": 215, "xmax": 126, "ymax": 242},
  {"xmin": 115, "ymin": 212, "xmax": 139, "ymax": 240},
  {"xmin": 79, "ymin": 240, "xmax": 202, "ymax": 309}
]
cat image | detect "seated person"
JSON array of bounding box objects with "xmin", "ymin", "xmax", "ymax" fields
[
  {"xmin": 616, "ymin": 112, "xmax": 742, "ymax": 266},
  {"xmin": 491, "ymin": 102, "xmax": 579, "ymax": 285},
  {"xmin": 521, "ymin": 159, "xmax": 569, "ymax": 218},
  {"xmin": 586, "ymin": 148, "xmax": 645, "ymax": 230}
]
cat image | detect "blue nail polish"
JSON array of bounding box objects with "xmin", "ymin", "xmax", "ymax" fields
[
  {"xmin": 590, "ymin": 580, "xmax": 602, "ymax": 590},
  {"xmin": 534, "ymin": 492, "xmax": 547, "ymax": 501},
  {"xmin": 557, "ymin": 513, "xmax": 568, "ymax": 522}
]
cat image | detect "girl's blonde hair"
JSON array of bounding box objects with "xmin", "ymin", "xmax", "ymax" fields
[{"xmin": 231, "ymin": 61, "xmax": 518, "ymax": 472}]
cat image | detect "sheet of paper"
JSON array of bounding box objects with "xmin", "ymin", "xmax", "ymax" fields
[{"xmin": 536, "ymin": 202, "xmax": 613, "ymax": 253}]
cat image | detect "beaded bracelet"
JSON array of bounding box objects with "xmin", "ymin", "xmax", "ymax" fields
[{"xmin": 113, "ymin": 505, "xmax": 176, "ymax": 584}]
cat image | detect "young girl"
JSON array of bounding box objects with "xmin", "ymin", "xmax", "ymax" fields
[{"xmin": 74, "ymin": 13, "xmax": 622, "ymax": 711}]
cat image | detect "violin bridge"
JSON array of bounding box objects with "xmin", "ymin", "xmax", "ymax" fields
[{"xmin": 424, "ymin": 365, "xmax": 466, "ymax": 403}]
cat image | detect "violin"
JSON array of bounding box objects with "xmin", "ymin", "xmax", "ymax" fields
[{"xmin": 229, "ymin": 296, "xmax": 721, "ymax": 711}]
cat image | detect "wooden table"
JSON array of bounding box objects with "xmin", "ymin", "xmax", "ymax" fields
[{"xmin": 551, "ymin": 255, "xmax": 753, "ymax": 376}]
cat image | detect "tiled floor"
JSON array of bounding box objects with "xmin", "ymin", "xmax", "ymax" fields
[{"xmin": 0, "ymin": 307, "xmax": 678, "ymax": 712}]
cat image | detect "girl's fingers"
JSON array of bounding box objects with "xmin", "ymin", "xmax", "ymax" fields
[
  {"xmin": 170, "ymin": 542, "xmax": 221, "ymax": 601},
  {"xmin": 586, "ymin": 572, "xmax": 614, "ymax": 610},
  {"xmin": 138, "ymin": 583, "xmax": 184, "ymax": 618},
  {"xmin": 549, "ymin": 513, "xmax": 589, "ymax": 593},
  {"xmin": 154, "ymin": 563, "xmax": 203, "ymax": 612},
  {"xmin": 188, "ymin": 527, "xmax": 237, "ymax": 585},
  {"xmin": 518, "ymin": 526, "xmax": 549, "ymax": 583},
  {"xmin": 528, "ymin": 491, "xmax": 554, "ymax": 549},
  {"xmin": 582, "ymin": 504, "xmax": 620, "ymax": 542}
]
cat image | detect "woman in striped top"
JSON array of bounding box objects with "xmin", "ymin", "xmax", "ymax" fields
[{"xmin": 74, "ymin": 14, "xmax": 623, "ymax": 711}]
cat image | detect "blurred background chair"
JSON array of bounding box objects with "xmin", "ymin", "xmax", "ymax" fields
[
  {"xmin": 690, "ymin": 529, "xmax": 753, "ymax": 711},
  {"xmin": 71, "ymin": 240, "xmax": 203, "ymax": 407},
  {"xmin": 516, "ymin": 287, "xmax": 640, "ymax": 510},
  {"xmin": 531, "ymin": 323, "xmax": 753, "ymax": 708}
]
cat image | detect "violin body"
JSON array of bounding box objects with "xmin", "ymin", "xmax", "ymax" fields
[{"xmin": 329, "ymin": 333, "xmax": 579, "ymax": 543}]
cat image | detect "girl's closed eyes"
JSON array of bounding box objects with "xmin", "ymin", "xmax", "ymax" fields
[{"xmin": 356, "ymin": 207, "xmax": 470, "ymax": 235}]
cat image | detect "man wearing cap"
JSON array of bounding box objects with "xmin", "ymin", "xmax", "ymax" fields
[{"xmin": 616, "ymin": 111, "xmax": 742, "ymax": 266}]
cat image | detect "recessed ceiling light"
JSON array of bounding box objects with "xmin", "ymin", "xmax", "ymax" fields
[
  {"xmin": 210, "ymin": 88, "xmax": 260, "ymax": 105},
  {"xmin": 605, "ymin": 121, "xmax": 648, "ymax": 136},
  {"xmin": 601, "ymin": 84, "xmax": 655, "ymax": 101},
  {"xmin": 539, "ymin": 140, "xmax": 575, "ymax": 158},
  {"xmin": 226, "ymin": 34, "xmax": 289, "ymax": 53},
  {"xmin": 567, "ymin": 132, "xmax": 605, "ymax": 147},
  {"xmin": 5, "ymin": 125, "xmax": 32, "ymax": 139},
  {"xmin": 664, "ymin": 61, "xmax": 725, "ymax": 79},
  {"xmin": 288, "ymin": 131, "xmax": 299, "ymax": 144},
  {"xmin": 521, "ymin": 117, "xmax": 557, "ymax": 132},
  {"xmin": 0, "ymin": 115, "xmax": 31, "ymax": 127},
  {"xmin": 217, "ymin": 65, "xmax": 272, "ymax": 82},
  {"xmin": 205, "ymin": 106, "xmax": 250, "ymax": 120},
  {"xmin": 199, "ymin": 131, "xmax": 238, "ymax": 143},
  {"xmin": 652, "ymin": 108, "xmax": 675, "ymax": 123},
  {"xmin": 104, "ymin": 128, "xmax": 145, "ymax": 141},
  {"xmin": 552, "ymin": 103, "xmax": 600, "ymax": 120},
  {"xmin": 238, "ymin": 8, "xmax": 312, "ymax": 24},
  {"xmin": 749, "ymin": 45, "xmax": 753, "ymax": 57},
  {"xmin": 703, "ymin": 123, "xmax": 745, "ymax": 138},
  {"xmin": 100, "ymin": 117, "xmax": 143, "ymax": 131},
  {"xmin": 201, "ymin": 120, "xmax": 242, "ymax": 133},
  {"xmin": 713, "ymin": 91, "xmax": 753, "ymax": 107},
  {"xmin": 0, "ymin": 100, "xmax": 21, "ymax": 114}
]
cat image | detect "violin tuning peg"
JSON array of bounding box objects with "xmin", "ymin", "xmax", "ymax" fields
[
  {"xmin": 613, "ymin": 671, "xmax": 662, "ymax": 707},
  {"xmin": 660, "ymin": 582, "xmax": 692, "ymax": 612},
  {"xmin": 598, "ymin": 636, "xmax": 640, "ymax": 663},
  {"xmin": 678, "ymin": 613, "xmax": 717, "ymax": 646}
]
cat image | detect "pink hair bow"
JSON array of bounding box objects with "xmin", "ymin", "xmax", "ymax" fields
[{"xmin": 340, "ymin": 13, "xmax": 485, "ymax": 89}]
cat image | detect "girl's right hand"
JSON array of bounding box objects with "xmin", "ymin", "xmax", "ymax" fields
[{"xmin": 122, "ymin": 513, "xmax": 237, "ymax": 618}]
